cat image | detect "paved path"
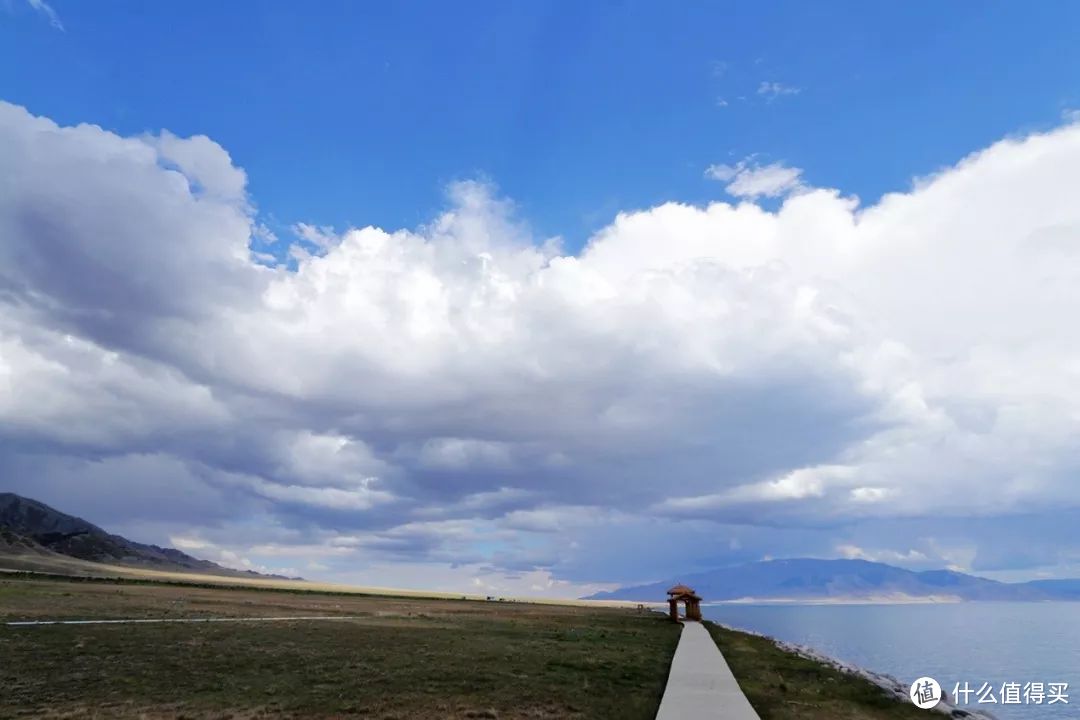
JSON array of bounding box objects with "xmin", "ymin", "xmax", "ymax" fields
[{"xmin": 655, "ymin": 621, "xmax": 761, "ymax": 720}]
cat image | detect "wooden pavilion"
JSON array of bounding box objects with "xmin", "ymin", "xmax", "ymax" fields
[{"xmin": 666, "ymin": 584, "xmax": 702, "ymax": 621}]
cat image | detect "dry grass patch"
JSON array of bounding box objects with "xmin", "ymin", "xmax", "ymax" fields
[{"xmin": 0, "ymin": 576, "xmax": 679, "ymax": 719}]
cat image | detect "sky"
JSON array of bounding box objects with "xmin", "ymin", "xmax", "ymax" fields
[{"xmin": 2, "ymin": 1, "xmax": 1080, "ymax": 597}]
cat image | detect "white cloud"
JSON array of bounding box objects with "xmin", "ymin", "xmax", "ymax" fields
[
  {"xmin": 154, "ymin": 131, "xmax": 247, "ymax": 202},
  {"xmin": 4, "ymin": 100, "xmax": 1080, "ymax": 588},
  {"xmin": 26, "ymin": 0, "xmax": 63, "ymax": 30},
  {"xmin": 757, "ymin": 81, "xmax": 801, "ymax": 100},
  {"xmin": 836, "ymin": 544, "xmax": 931, "ymax": 566},
  {"xmin": 850, "ymin": 486, "xmax": 893, "ymax": 503},
  {"xmin": 706, "ymin": 159, "xmax": 805, "ymax": 198},
  {"xmin": 273, "ymin": 431, "xmax": 392, "ymax": 489}
]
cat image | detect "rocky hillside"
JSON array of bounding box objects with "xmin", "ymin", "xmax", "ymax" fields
[{"xmin": 0, "ymin": 492, "xmax": 288, "ymax": 579}]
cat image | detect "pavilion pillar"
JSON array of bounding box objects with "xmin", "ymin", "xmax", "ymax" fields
[{"xmin": 668, "ymin": 598, "xmax": 678, "ymax": 621}]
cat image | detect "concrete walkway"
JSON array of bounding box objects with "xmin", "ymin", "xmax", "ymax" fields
[{"xmin": 655, "ymin": 621, "xmax": 761, "ymax": 720}]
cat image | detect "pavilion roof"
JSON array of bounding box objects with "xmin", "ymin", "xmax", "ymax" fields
[{"xmin": 666, "ymin": 584, "xmax": 695, "ymax": 596}]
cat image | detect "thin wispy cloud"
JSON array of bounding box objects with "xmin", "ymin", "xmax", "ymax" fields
[
  {"xmin": 705, "ymin": 158, "xmax": 804, "ymax": 198},
  {"xmin": 757, "ymin": 81, "xmax": 801, "ymax": 101},
  {"xmin": 26, "ymin": 0, "xmax": 63, "ymax": 30}
]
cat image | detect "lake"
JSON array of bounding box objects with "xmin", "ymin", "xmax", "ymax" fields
[{"xmin": 704, "ymin": 602, "xmax": 1080, "ymax": 719}]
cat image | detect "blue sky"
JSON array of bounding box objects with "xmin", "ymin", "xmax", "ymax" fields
[
  {"xmin": 5, "ymin": 1, "xmax": 1079, "ymax": 245},
  {"xmin": 4, "ymin": 1, "xmax": 1080, "ymax": 596}
]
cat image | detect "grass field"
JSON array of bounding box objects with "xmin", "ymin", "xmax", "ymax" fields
[
  {"xmin": 0, "ymin": 576, "xmax": 679, "ymax": 719},
  {"xmin": 706, "ymin": 623, "xmax": 930, "ymax": 720},
  {"xmin": 0, "ymin": 573, "xmax": 937, "ymax": 720}
]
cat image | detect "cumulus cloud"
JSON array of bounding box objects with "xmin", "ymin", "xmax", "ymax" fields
[{"xmin": 3, "ymin": 100, "xmax": 1080, "ymax": 591}]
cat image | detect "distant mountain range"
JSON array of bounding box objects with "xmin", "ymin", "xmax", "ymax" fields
[
  {"xmin": 585, "ymin": 558, "xmax": 1080, "ymax": 603},
  {"xmin": 0, "ymin": 492, "xmax": 292, "ymax": 580}
]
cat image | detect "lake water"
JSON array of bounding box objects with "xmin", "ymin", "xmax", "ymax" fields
[{"xmin": 703, "ymin": 603, "xmax": 1080, "ymax": 720}]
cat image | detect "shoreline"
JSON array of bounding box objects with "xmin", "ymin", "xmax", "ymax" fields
[{"xmin": 705, "ymin": 593, "xmax": 965, "ymax": 605}]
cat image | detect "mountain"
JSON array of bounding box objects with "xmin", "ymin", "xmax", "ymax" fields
[
  {"xmin": 1021, "ymin": 578, "xmax": 1080, "ymax": 600},
  {"xmin": 585, "ymin": 558, "xmax": 1079, "ymax": 602},
  {"xmin": 0, "ymin": 492, "xmax": 289, "ymax": 580}
]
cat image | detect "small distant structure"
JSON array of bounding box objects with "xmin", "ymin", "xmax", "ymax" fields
[{"xmin": 666, "ymin": 584, "xmax": 702, "ymax": 622}]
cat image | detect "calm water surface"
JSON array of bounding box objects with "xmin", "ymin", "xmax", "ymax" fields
[{"xmin": 703, "ymin": 603, "xmax": 1080, "ymax": 720}]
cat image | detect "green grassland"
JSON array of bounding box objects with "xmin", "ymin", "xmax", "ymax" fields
[{"xmin": 707, "ymin": 623, "xmax": 934, "ymax": 720}]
